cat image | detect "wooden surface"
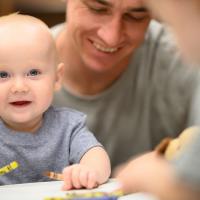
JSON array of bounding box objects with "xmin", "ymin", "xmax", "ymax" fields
[{"xmin": 0, "ymin": 0, "xmax": 65, "ymax": 26}]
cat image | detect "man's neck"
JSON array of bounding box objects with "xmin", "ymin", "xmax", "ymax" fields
[{"xmin": 62, "ymin": 66, "xmax": 122, "ymax": 96}]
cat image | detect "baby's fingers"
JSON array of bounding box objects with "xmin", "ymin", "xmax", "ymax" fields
[
  {"xmin": 86, "ymin": 171, "xmax": 99, "ymax": 189},
  {"xmin": 62, "ymin": 165, "xmax": 99, "ymax": 190},
  {"xmin": 62, "ymin": 166, "xmax": 73, "ymax": 190},
  {"xmin": 71, "ymin": 165, "xmax": 82, "ymax": 189},
  {"xmin": 79, "ymin": 169, "xmax": 89, "ymax": 188}
]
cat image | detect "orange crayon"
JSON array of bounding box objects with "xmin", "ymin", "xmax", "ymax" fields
[{"xmin": 43, "ymin": 171, "xmax": 63, "ymax": 180}]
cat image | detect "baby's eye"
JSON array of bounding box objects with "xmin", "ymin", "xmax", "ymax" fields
[
  {"xmin": 27, "ymin": 69, "xmax": 41, "ymax": 76},
  {"xmin": 0, "ymin": 71, "xmax": 9, "ymax": 79}
]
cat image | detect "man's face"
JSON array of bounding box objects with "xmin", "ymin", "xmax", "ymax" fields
[{"xmin": 66, "ymin": 0, "xmax": 151, "ymax": 72}]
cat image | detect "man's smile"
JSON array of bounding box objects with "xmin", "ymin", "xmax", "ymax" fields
[{"xmin": 92, "ymin": 41, "xmax": 118, "ymax": 53}]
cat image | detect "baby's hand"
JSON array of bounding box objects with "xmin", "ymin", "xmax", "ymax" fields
[{"xmin": 62, "ymin": 164, "xmax": 99, "ymax": 190}]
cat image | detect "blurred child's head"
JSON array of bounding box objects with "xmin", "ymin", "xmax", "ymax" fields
[{"xmin": 0, "ymin": 14, "xmax": 63, "ymax": 132}]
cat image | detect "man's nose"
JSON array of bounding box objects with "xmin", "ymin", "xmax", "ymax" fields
[
  {"xmin": 97, "ymin": 17, "xmax": 124, "ymax": 47},
  {"xmin": 11, "ymin": 78, "xmax": 29, "ymax": 93}
]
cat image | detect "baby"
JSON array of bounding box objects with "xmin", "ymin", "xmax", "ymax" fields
[{"xmin": 0, "ymin": 14, "xmax": 110, "ymax": 190}]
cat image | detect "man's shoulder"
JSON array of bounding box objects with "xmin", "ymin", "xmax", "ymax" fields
[
  {"xmin": 145, "ymin": 20, "xmax": 177, "ymax": 47},
  {"xmin": 132, "ymin": 20, "xmax": 179, "ymax": 65},
  {"xmin": 147, "ymin": 20, "xmax": 164, "ymax": 35}
]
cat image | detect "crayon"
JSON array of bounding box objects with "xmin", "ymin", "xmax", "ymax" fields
[{"xmin": 0, "ymin": 161, "xmax": 19, "ymax": 176}]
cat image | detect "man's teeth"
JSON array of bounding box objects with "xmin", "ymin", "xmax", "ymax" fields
[{"xmin": 93, "ymin": 42, "xmax": 118, "ymax": 53}]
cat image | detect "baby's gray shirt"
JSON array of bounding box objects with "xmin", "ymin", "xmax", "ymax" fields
[{"xmin": 0, "ymin": 106, "xmax": 101, "ymax": 185}]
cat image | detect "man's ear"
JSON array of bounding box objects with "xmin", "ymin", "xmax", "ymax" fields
[{"xmin": 54, "ymin": 62, "xmax": 64, "ymax": 91}]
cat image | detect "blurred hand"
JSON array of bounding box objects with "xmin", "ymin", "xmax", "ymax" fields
[
  {"xmin": 115, "ymin": 151, "xmax": 170, "ymax": 194},
  {"xmin": 116, "ymin": 150, "xmax": 200, "ymax": 200}
]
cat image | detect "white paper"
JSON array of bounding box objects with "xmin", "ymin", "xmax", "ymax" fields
[{"xmin": 0, "ymin": 179, "xmax": 157, "ymax": 200}]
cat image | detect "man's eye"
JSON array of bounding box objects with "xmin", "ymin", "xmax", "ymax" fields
[
  {"xmin": 27, "ymin": 69, "xmax": 41, "ymax": 76},
  {"xmin": 89, "ymin": 7, "xmax": 107, "ymax": 14},
  {"xmin": 0, "ymin": 71, "xmax": 9, "ymax": 79},
  {"xmin": 124, "ymin": 13, "xmax": 149, "ymax": 21}
]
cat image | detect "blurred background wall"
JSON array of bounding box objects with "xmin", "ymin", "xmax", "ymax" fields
[{"xmin": 0, "ymin": 0, "xmax": 65, "ymax": 27}]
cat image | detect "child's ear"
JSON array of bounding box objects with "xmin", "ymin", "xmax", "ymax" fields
[{"xmin": 54, "ymin": 62, "xmax": 64, "ymax": 91}]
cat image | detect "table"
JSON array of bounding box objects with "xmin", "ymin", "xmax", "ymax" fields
[{"xmin": 0, "ymin": 180, "xmax": 158, "ymax": 200}]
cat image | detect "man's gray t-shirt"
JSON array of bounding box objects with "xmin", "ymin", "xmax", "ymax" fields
[
  {"xmin": 0, "ymin": 106, "xmax": 101, "ymax": 185},
  {"xmin": 52, "ymin": 21, "xmax": 200, "ymax": 168}
]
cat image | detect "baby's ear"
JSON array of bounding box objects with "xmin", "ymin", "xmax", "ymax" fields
[{"xmin": 54, "ymin": 62, "xmax": 64, "ymax": 91}]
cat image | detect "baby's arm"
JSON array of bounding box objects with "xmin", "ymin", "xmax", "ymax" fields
[{"xmin": 62, "ymin": 146, "xmax": 111, "ymax": 190}]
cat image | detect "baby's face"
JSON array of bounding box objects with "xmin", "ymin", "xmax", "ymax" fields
[{"xmin": 0, "ymin": 25, "xmax": 59, "ymax": 132}]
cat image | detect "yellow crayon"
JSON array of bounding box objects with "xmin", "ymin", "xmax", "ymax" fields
[
  {"xmin": 110, "ymin": 190, "xmax": 123, "ymax": 197},
  {"xmin": 0, "ymin": 161, "xmax": 19, "ymax": 176}
]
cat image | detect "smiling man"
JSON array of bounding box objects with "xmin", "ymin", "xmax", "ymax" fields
[{"xmin": 52, "ymin": 0, "xmax": 200, "ymax": 169}]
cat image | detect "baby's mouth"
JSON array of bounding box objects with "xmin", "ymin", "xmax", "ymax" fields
[{"xmin": 10, "ymin": 101, "xmax": 32, "ymax": 106}]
